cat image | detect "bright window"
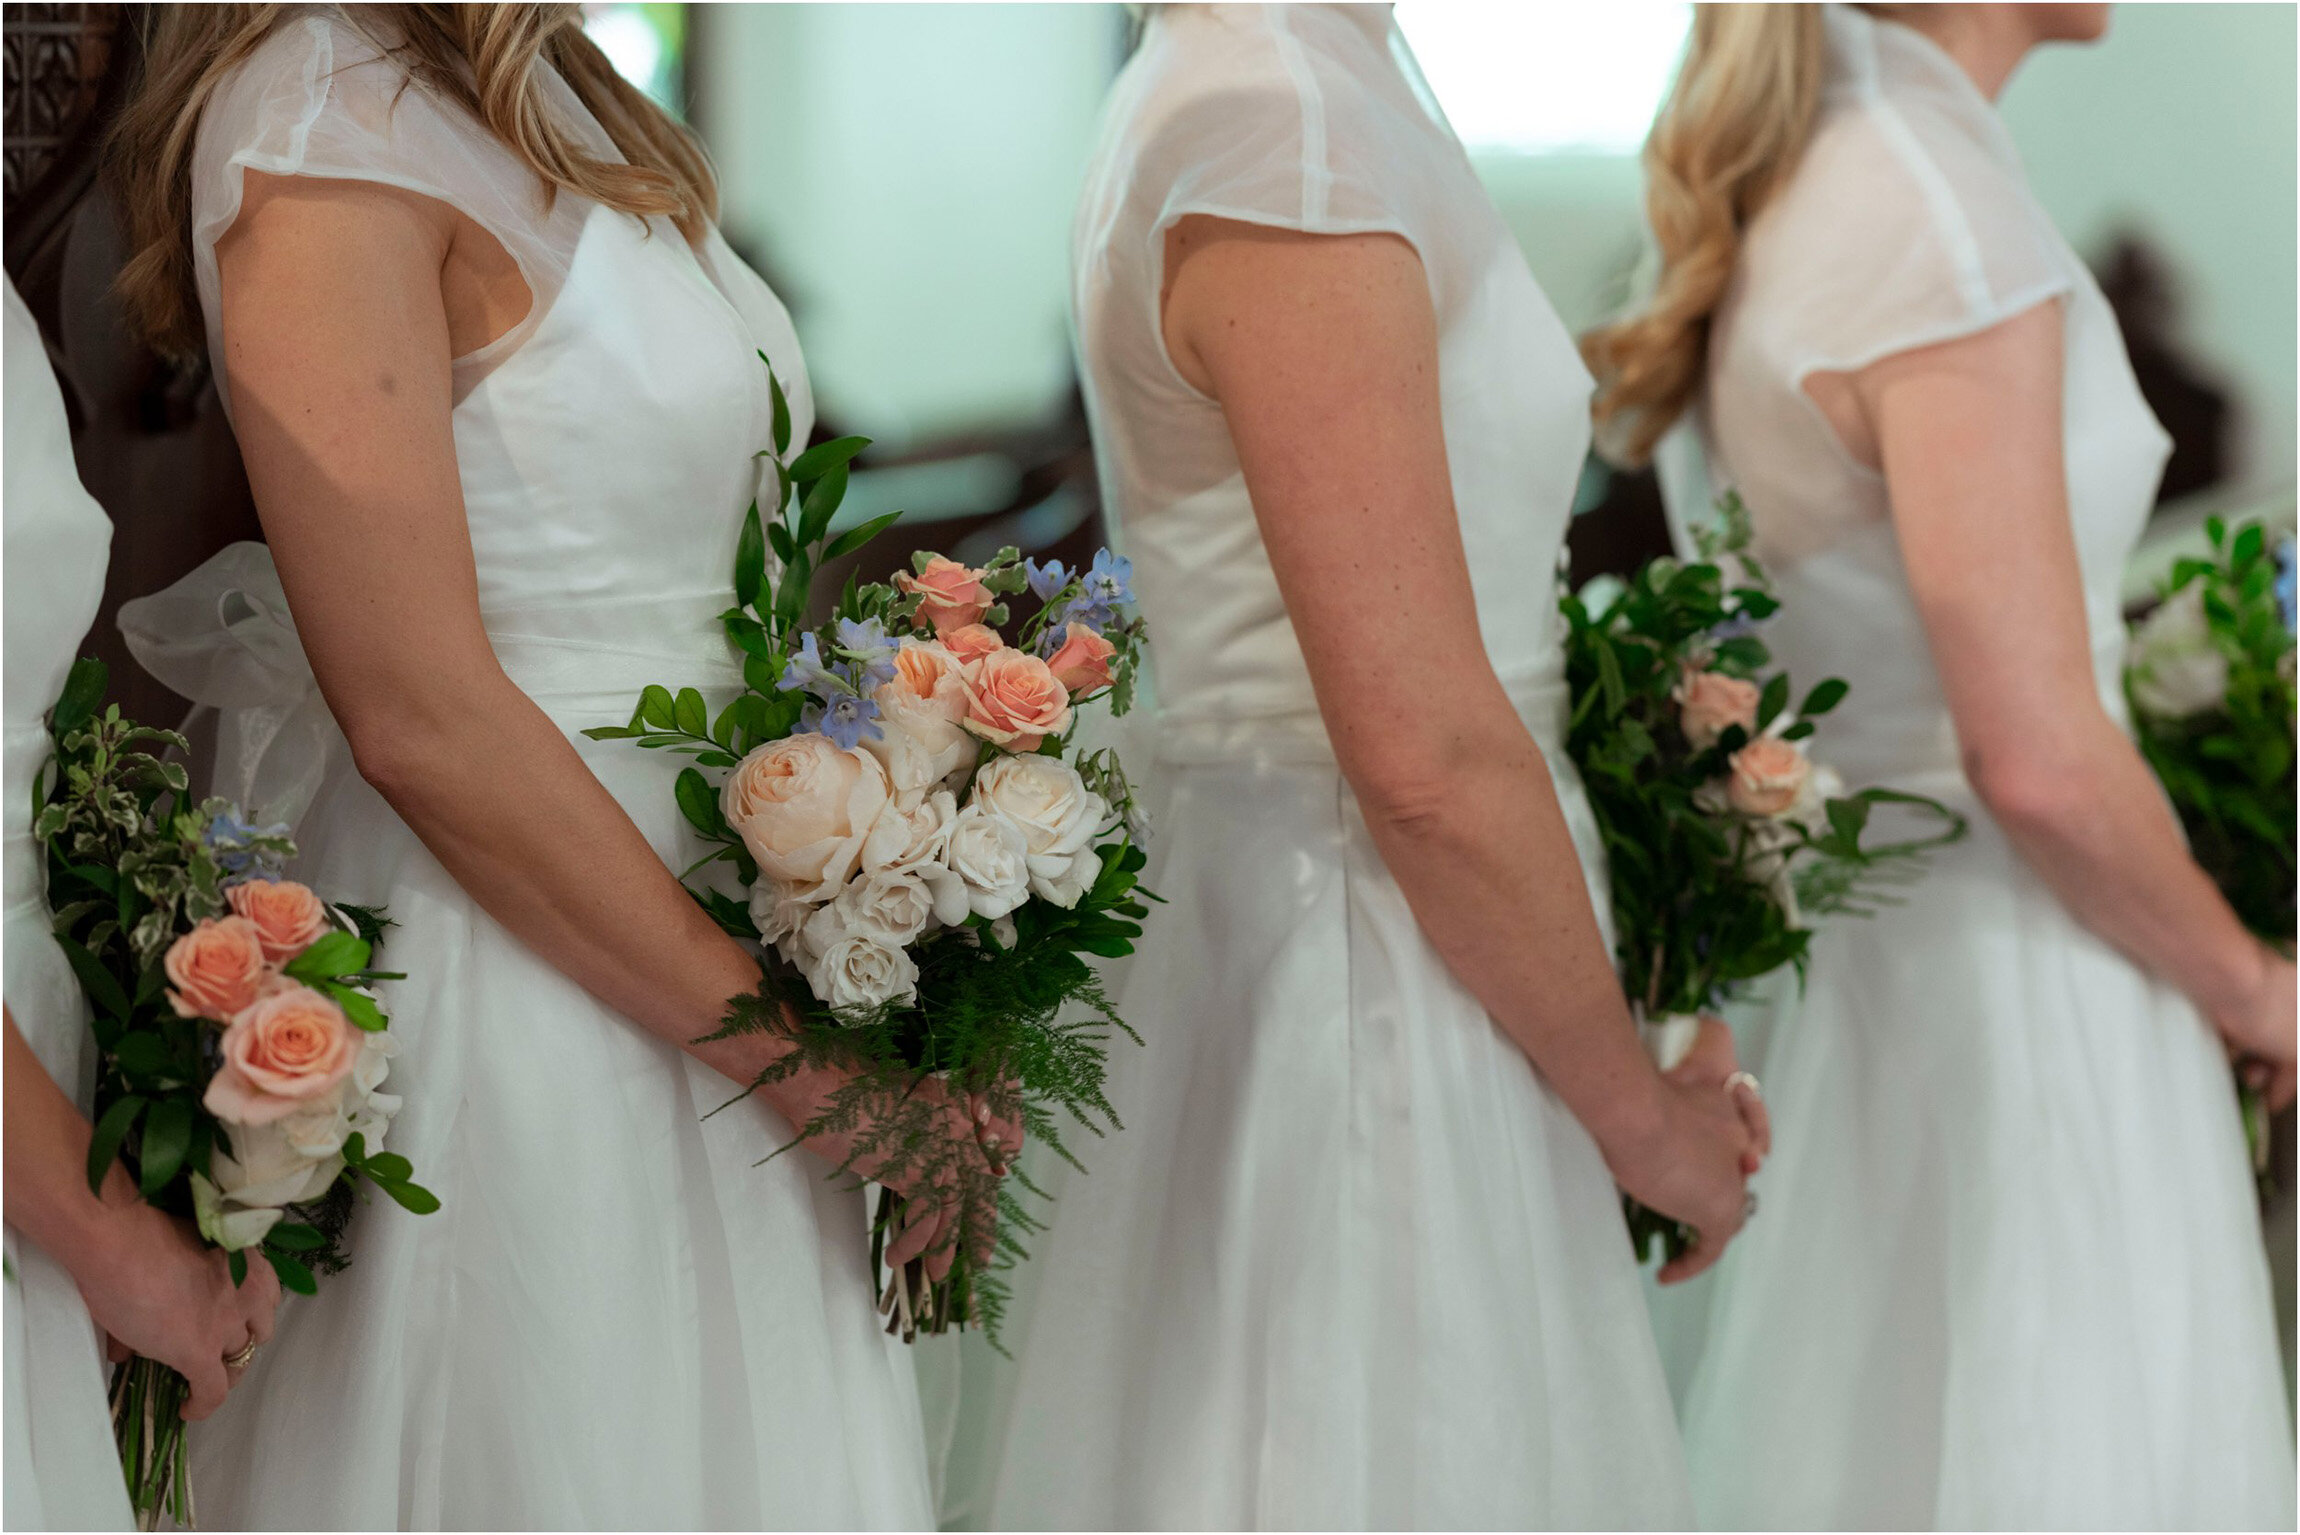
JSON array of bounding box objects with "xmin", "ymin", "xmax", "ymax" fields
[{"xmin": 1396, "ymin": 2, "xmax": 1691, "ymax": 156}]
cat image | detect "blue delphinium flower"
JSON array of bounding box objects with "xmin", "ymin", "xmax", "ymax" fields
[
  {"xmin": 1083, "ymin": 548, "xmax": 1134, "ymax": 609},
  {"xmin": 802, "ymin": 692, "xmax": 883, "ymax": 750},
  {"xmin": 1024, "ymin": 557, "xmax": 1073, "ymax": 604},
  {"xmin": 202, "ymin": 808, "xmax": 290, "ymax": 882},
  {"xmin": 779, "ymin": 632, "xmax": 842, "ymax": 698},
  {"xmin": 834, "ymin": 616, "xmax": 898, "ymax": 692},
  {"xmin": 2276, "ymin": 538, "xmax": 2296, "ymax": 635}
]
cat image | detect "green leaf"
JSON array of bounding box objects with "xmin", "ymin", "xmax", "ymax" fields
[
  {"xmin": 114, "ymin": 1031, "xmax": 174, "ymax": 1081},
  {"xmin": 743, "ymin": 654, "xmax": 785, "ymax": 698},
  {"xmin": 733, "ymin": 501, "xmax": 766, "ymax": 611},
  {"xmin": 323, "ymin": 982, "xmax": 388, "ymax": 1033},
  {"xmin": 264, "ymin": 1249, "xmax": 318, "ymax": 1296},
  {"xmin": 824, "ymin": 510, "xmax": 903, "ymax": 561},
  {"xmin": 1798, "ymin": 678, "xmax": 1849, "ymax": 718},
  {"xmin": 766, "ymin": 360, "xmax": 792, "ymax": 457},
  {"xmin": 87, "ymin": 1095, "xmax": 144, "ymax": 1194},
  {"xmin": 676, "ymin": 767, "xmax": 727, "ymax": 841},
  {"xmin": 138, "ymin": 1098, "xmax": 193, "ymax": 1198},
  {"xmin": 54, "ymin": 933, "xmax": 131, "ymax": 1021},
  {"xmin": 787, "ymin": 434, "xmax": 869, "ymax": 484},
  {"xmin": 797, "ymin": 463, "xmax": 849, "ymax": 548},
  {"xmin": 265, "ymin": 1222, "xmax": 325, "ymax": 1252},
  {"xmin": 376, "ymin": 1177, "xmax": 441, "ymax": 1215},
  {"xmin": 673, "ymin": 688, "xmax": 710, "ymax": 738},
  {"xmin": 284, "ymin": 931, "xmax": 371, "ymax": 983},
  {"xmin": 766, "ymin": 520, "xmax": 796, "ymax": 566},
  {"xmin": 1757, "ymin": 674, "xmax": 1792, "ymax": 731},
  {"xmin": 639, "ymin": 685, "xmax": 678, "ymax": 730},
  {"xmin": 1824, "ymin": 795, "xmax": 1871, "ymax": 848},
  {"xmin": 363, "ymin": 1152, "xmax": 414, "ymax": 1182},
  {"xmin": 50, "ymin": 657, "xmax": 108, "ymax": 737}
]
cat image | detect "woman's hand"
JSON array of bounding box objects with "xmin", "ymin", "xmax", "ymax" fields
[
  {"xmin": 2213, "ymin": 944, "xmax": 2298, "ymax": 1111},
  {"xmin": 83, "ymin": 1202, "xmax": 282, "ymax": 1421},
  {"xmin": 1604, "ymin": 1018, "xmax": 1764, "ymax": 1284}
]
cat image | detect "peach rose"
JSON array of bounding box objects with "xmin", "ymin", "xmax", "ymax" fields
[
  {"xmin": 1044, "ymin": 623, "xmax": 1116, "ymax": 696},
  {"xmin": 203, "ymin": 983, "xmax": 358, "ymax": 1126},
  {"xmin": 895, "ymin": 556, "xmax": 994, "ymax": 637},
  {"xmin": 721, "ymin": 733, "xmax": 893, "ymax": 898},
  {"xmin": 165, "ymin": 916, "xmax": 270, "ymax": 1020},
  {"xmin": 942, "ymin": 623, "xmax": 1006, "ymax": 666},
  {"xmin": 1674, "ymin": 668, "xmax": 1761, "ymax": 749},
  {"xmin": 867, "ymin": 640, "xmax": 975, "ymax": 808},
  {"xmin": 1725, "ymin": 736, "xmax": 1813, "ymax": 818},
  {"xmin": 225, "ymin": 879, "xmax": 332, "ymax": 964},
  {"xmin": 962, "ymin": 647, "xmax": 1074, "ymax": 753}
]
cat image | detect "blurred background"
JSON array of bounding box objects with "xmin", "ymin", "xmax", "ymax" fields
[{"xmin": 5, "ymin": 0, "xmax": 2292, "ymax": 1402}]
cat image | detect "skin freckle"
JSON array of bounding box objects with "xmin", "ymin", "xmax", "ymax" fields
[{"xmin": 377, "ymin": 372, "xmax": 397, "ymax": 396}]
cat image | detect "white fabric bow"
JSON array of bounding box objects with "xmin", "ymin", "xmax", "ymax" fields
[{"xmin": 117, "ymin": 541, "xmax": 346, "ymax": 828}]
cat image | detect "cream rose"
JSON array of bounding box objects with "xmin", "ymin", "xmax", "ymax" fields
[
  {"xmin": 941, "ymin": 803, "xmax": 1031, "ymax": 920},
  {"xmin": 867, "ymin": 640, "xmax": 976, "ymax": 807},
  {"xmin": 1724, "ymin": 736, "xmax": 1815, "ymax": 818},
  {"xmin": 807, "ymin": 930, "xmax": 921, "ymax": 1011},
  {"xmin": 971, "ymin": 755, "xmax": 1109, "ymax": 908},
  {"xmin": 962, "ymin": 648, "xmax": 1074, "ymax": 753},
  {"xmin": 204, "ymin": 983, "xmax": 359, "ymax": 1126},
  {"xmin": 748, "ymin": 878, "xmax": 815, "ymax": 949},
  {"xmin": 895, "ymin": 556, "xmax": 994, "ymax": 637},
  {"xmin": 862, "ymin": 788, "xmax": 957, "ymax": 875},
  {"xmin": 813, "ymin": 869, "xmax": 937, "ymax": 949},
  {"xmin": 224, "ymin": 878, "xmax": 332, "ymax": 964},
  {"xmin": 722, "ymin": 734, "xmax": 893, "ymax": 899},
  {"xmin": 1673, "ymin": 668, "xmax": 1761, "ymax": 749},
  {"xmin": 2130, "ymin": 583, "xmax": 2230, "ymax": 719},
  {"xmin": 164, "ymin": 916, "xmax": 269, "ymax": 1020}
]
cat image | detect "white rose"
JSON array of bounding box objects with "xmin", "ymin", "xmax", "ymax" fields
[
  {"xmin": 865, "ymin": 641, "xmax": 977, "ymax": 808},
  {"xmin": 939, "ymin": 803, "xmax": 1031, "ymax": 920},
  {"xmin": 807, "ymin": 931, "xmax": 921, "ymax": 1011},
  {"xmin": 969, "ymin": 754, "xmax": 1109, "ymax": 908},
  {"xmin": 860, "ymin": 788, "xmax": 957, "ymax": 876},
  {"xmin": 749, "ymin": 878, "xmax": 816, "ymax": 948},
  {"xmin": 340, "ymin": 1027, "xmax": 402, "ymax": 1151},
  {"xmin": 197, "ymin": 1078, "xmax": 361, "ymax": 1249},
  {"xmin": 828, "ymin": 867, "xmax": 937, "ymax": 947},
  {"xmin": 722, "ymin": 735, "xmax": 893, "ymax": 899},
  {"xmin": 2129, "ymin": 583, "xmax": 2229, "ymax": 719}
]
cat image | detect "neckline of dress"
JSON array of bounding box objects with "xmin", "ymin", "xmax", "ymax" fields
[{"xmin": 1825, "ymin": 4, "xmax": 2023, "ymax": 166}]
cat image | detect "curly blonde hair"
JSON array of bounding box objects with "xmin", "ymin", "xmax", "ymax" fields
[{"xmin": 1583, "ymin": 4, "xmax": 1826, "ymax": 466}]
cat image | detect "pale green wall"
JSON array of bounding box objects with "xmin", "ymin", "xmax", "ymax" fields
[{"xmin": 693, "ymin": 2, "xmax": 2295, "ymax": 501}]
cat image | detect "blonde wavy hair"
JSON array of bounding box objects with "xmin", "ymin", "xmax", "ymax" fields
[
  {"xmin": 1583, "ymin": 3, "xmax": 1827, "ymax": 466},
  {"xmin": 107, "ymin": 3, "xmax": 716, "ymax": 357}
]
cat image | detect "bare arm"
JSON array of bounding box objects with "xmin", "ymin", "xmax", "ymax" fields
[
  {"xmin": 213, "ymin": 174, "xmax": 982, "ymax": 1249},
  {"xmin": 5, "ymin": 1011, "xmax": 279, "ymax": 1417},
  {"xmin": 1848, "ymin": 300, "xmax": 2295, "ymax": 1101},
  {"xmin": 1164, "ymin": 217, "xmax": 1759, "ymax": 1275}
]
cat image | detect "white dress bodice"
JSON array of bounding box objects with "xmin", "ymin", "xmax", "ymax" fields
[
  {"xmin": 1076, "ymin": 2, "xmax": 1594, "ymax": 754},
  {"xmin": 1686, "ymin": 3, "xmax": 2170, "ymax": 796}
]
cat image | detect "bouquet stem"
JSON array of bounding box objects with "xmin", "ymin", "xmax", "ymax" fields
[
  {"xmin": 109, "ymin": 1354, "xmax": 193, "ymax": 1530},
  {"xmin": 870, "ymin": 1186, "xmax": 973, "ymax": 1342}
]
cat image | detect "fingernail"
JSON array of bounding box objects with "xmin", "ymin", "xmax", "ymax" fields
[{"xmin": 976, "ymin": 1102, "xmax": 992, "ymax": 1124}]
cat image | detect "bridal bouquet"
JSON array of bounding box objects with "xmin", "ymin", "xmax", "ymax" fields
[
  {"xmin": 2127, "ymin": 516, "xmax": 2296, "ymax": 1191},
  {"xmin": 1562, "ymin": 496, "xmax": 1965, "ymax": 1264},
  {"xmin": 590, "ymin": 358, "xmax": 1152, "ymax": 1342},
  {"xmin": 36, "ymin": 658, "xmax": 435, "ymax": 1529}
]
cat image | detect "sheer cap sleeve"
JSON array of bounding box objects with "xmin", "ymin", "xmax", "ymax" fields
[
  {"xmin": 189, "ymin": 7, "xmax": 598, "ymax": 406},
  {"xmin": 1737, "ymin": 3, "xmax": 2074, "ymax": 388}
]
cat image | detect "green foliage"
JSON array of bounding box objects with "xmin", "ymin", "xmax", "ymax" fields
[{"xmin": 1562, "ymin": 496, "xmax": 1964, "ymax": 1262}]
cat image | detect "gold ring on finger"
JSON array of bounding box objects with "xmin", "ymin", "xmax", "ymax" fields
[{"xmin": 224, "ymin": 1338, "xmax": 258, "ymax": 1370}]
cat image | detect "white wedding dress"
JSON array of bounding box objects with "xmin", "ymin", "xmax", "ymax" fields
[
  {"xmin": 1660, "ymin": 7, "xmax": 2295, "ymax": 1527},
  {"xmin": 3, "ymin": 280, "xmax": 134, "ymax": 1531},
  {"xmin": 114, "ymin": 11, "xmax": 932, "ymax": 1528},
  {"xmin": 973, "ymin": 7, "xmax": 1690, "ymax": 1528}
]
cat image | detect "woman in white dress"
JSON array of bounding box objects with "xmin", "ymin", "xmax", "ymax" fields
[
  {"xmin": 102, "ymin": 7, "xmax": 995, "ymax": 1527},
  {"xmin": 977, "ymin": 6, "xmax": 1764, "ymax": 1528},
  {"xmin": 3, "ymin": 281, "xmax": 284, "ymax": 1531},
  {"xmin": 1587, "ymin": 5, "xmax": 2297, "ymax": 1527}
]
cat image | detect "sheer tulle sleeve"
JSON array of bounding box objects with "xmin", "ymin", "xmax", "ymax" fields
[
  {"xmin": 189, "ymin": 10, "xmax": 595, "ymax": 406},
  {"xmin": 1742, "ymin": 7, "xmax": 2075, "ymax": 390}
]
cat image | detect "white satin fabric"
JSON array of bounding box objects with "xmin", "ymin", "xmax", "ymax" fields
[
  {"xmin": 968, "ymin": 7, "xmax": 1690, "ymax": 1528},
  {"xmin": 1661, "ymin": 8, "xmax": 2296, "ymax": 1527},
  {"xmin": 116, "ymin": 10, "xmax": 932, "ymax": 1527},
  {"xmin": 3, "ymin": 281, "xmax": 133, "ymax": 1531}
]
